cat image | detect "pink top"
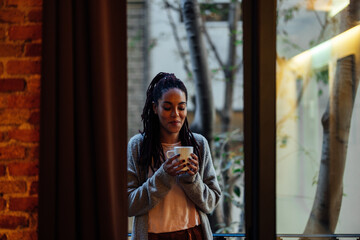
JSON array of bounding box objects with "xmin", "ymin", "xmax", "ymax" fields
[{"xmin": 148, "ymin": 142, "xmax": 201, "ymax": 233}]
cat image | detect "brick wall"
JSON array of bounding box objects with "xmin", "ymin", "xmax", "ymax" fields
[
  {"xmin": 127, "ymin": 1, "xmax": 148, "ymax": 140},
  {"xmin": 0, "ymin": 0, "xmax": 41, "ymax": 239}
]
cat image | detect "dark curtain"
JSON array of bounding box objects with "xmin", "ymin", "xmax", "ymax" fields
[{"xmin": 39, "ymin": 0, "xmax": 127, "ymax": 239}]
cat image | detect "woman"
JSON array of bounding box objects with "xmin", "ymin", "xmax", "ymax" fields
[{"xmin": 127, "ymin": 72, "xmax": 221, "ymax": 240}]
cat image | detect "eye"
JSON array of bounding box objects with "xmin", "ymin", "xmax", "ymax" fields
[
  {"xmin": 162, "ymin": 105, "xmax": 171, "ymax": 111},
  {"xmin": 178, "ymin": 104, "xmax": 186, "ymax": 111}
]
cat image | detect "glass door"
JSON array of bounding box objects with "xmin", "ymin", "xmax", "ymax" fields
[{"xmin": 276, "ymin": 0, "xmax": 360, "ymax": 235}]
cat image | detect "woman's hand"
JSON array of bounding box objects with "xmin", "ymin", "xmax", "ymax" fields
[
  {"xmin": 163, "ymin": 154, "xmax": 188, "ymax": 176},
  {"xmin": 186, "ymin": 153, "xmax": 199, "ymax": 176}
]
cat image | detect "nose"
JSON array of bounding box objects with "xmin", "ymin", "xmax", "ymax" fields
[{"xmin": 171, "ymin": 108, "xmax": 179, "ymax": 117}]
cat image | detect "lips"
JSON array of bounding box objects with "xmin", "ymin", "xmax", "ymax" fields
[{"xmin": 169, "ymin": 121, "xmax": 181, "ymax": 126}]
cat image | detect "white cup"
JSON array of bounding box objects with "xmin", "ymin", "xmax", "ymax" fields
[{"xmin": 166, "ymin": 146, "xmax": 193, "ymax": 171}]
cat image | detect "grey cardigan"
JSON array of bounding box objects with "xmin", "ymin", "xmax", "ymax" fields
[{"xmin": 127, "ymin": 133, "xmax": 221, "ymax": 240}]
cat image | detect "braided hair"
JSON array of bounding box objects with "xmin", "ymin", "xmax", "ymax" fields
[{"xmin": 139, "ymin": 72, "xmax": 201, "ymax": 174}]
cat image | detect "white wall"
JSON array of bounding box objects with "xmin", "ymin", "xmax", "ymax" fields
[{"xmin": 149, "ymin": 0, "xmax": 243, "ymax": 111}]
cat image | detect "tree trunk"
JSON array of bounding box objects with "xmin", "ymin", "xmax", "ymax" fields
[
  {"xmin": 220, "ymin": 2, "xmax": 241, "ymax": 229},
  {"xmin": 181, "ymin": 0, "xmax": 219, "ymax": 231},
  {"xmin": 221, "ymin": 0, "xmax": 240, "ymax": 133},
  {"xmin": 303, "ymin": 54, "xmax": 358, "ymax": 238},
  {"xmin": 181, "ymin": 0, "xmax": 215, "ymax": 143},
  {"xmin": 303, "ymin": 1, "xmax": 359, "ymax": 237}
]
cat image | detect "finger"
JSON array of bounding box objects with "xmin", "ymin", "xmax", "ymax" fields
[
  {"xmin": 168, "ymin": 153, "xmax": 181, "ymax": 161},
  {"xmin": 173, "ymin": 159, "xmax": 186, "ymax": 167},
  {"xmin": 164, "ymin": 167, "xmax": 176, "ymax": 176},
  {"xmin": 164, "ymin": 154, "xmax": 180, "ymax": 166},
  {"xmin": 166, "ymin": 165, "xmax": 183, "ymax": 176},
  {"xmin": 166, "ymin": 160, "xmax": 186, "ymax": 173},
  {"xmin": 175, "ymin": 162, "xmax": 188, "ymax": 172},
  {"xmin": 190, "ymin": 153, "xmax": 198, "ymax": 160},
  {"xmin": 186, "ymin": 167, "xmax": 196, "ymax": 176},
  {"xmin": 164, "ymin": 158, "xmax": 180, "ymax": 176},
  {"xmin": 171, "ymin": 166, "xmax": 187, "ymax": 176},
  {"xmin": 187, "ymin": 157, "xmax": 198, "ymax": 167},
  {"xmin": 166, "ymin": 159, "xmax": 185, "ymax": 173},
  {"xmin": 163, "ymin": 162, "xmax": 174, "ymax": 175},
  {"xmin": 187, "ymin": 162, "xmax": 198, "ymax": 172}
]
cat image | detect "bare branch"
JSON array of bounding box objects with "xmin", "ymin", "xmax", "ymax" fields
[
  {"xmin": 203, "ymin": 25, "xmax": 225, "ymax": 69},
  {"xmin": 276, "ymin": 74, "xmax": 309, "ymax": 128},
  {"xmin": 235, "ymin": 58, "xmax": 243, "ymax": 74},
  {"xmin": 163, "ymin": 0, "xmax": 181, "ymax": 13},
  {"xmin": 315, "ymin": 15, "xmax": 330, "ymax": 44},
  {"xmin": 228, "ymin": 173, "xmax": 242, "ymax": 187},
  {"xmin": 313, "ymin": 10, "xmax": 325, "ymax": 29},
  {"xmin": 220, "ymin": 0, "xmax": 240, "ymax": 132},
  {"xmin": 164, "ymin": 0, "xmax": 193, "ymax": 78}
]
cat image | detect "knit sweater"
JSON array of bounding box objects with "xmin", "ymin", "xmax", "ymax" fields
[{"xmin": 127, "ymin": 133, "xmax": 221, "ymax": 240}]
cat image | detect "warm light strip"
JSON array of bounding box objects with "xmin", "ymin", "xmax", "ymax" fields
[
  {"xmin": 290, "ymin": 24, "xmax": 360, "ymax": 66},
  {"xmin": 306, "ymin": 0, "xmax": 349, "ymax": 17},
  {"xmin": 330, "ymin": 0, "xmax": 349, "ymax": 17}
]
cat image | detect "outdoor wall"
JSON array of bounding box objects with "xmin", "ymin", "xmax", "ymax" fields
[
  {"xmin": 127, "ymin": 1, "xmax": 149, "ymax": 232},
  {"xmin": 0, "ymin": 0, "xmax": 41, "ymax": 239},
  {"xmin": 127, "ymin": 0, "xmax": 149, "ymax": 140}
]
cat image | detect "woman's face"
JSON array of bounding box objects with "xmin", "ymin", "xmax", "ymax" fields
[{"xmin": 153, "ymin": 88, "xmax": 187, "ymax": 139}]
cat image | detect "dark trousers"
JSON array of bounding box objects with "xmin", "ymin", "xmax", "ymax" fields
[{"xmin": 148, "ymin": 225, "xmax": 204, "ymax": 240}]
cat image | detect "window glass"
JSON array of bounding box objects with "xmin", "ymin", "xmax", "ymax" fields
[
  {"xmin": 127, "ymin": 0, "xmax": 245, "ymax": 237},
  {"xmin": 276, "ymin": 0, "xmax": 360, "ymax": 234}
]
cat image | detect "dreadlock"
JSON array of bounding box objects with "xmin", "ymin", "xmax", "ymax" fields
[{"xmin": 139, "ymin": 72, "xmax": 201, "ymax": 174}]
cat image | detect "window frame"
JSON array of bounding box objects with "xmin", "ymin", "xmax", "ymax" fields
[{"xmin": 243, "ymin": 0, "xmax": 277, "ymax": 239}]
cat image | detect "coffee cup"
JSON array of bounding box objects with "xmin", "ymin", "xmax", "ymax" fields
[{"xmin": 166, "ymin": 146, "xmax": 193, "ymax": 171}]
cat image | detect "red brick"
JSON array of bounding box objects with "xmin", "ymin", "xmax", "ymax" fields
[
  {"xmin": 26, "ymin": 77, "xmax": 40, "ymax": 92},
  {"xmin": 28, "ymin": 111, "xmax": 39, "ymax": 125},
  {"xmin": 0, "ymin": 109, "xmax": 31, "ymax": 124},
  {"xmin": 0, "ymin": 9, "xmax": 24, "ymax": 23},
  {"xmin": 29, "ymin": 181, "xmax": 38, "ymax": 195},
  {"xmin": 0, "ymin": 164, "xmax": 5, "ymax": 176},
  {"xmin": 0, "ymin": 43, "xmax": 23, "ymax": 57},
  {"xmin": 9, "ymin": 197, "xmax": 38, "ymax": 211},
  {"xmin": 0, "ymin": 78, "xmax": 25, "ymax": 92},
  {"xmin": 0, "ymin": 95, "xmax": 8, "ymax": 108},
  {"xmin": 0, "ymin": 215, "xmax": 28, "ymax": 229},
  {"xmin": 6, "ymin": 60, "xmax": 41, "ymax": 75},
  {"xmin": 7, "ymin": 231, "xmax": 36, "ymax": 240},
  {"xmin": 7, "ymin": 0, "xmax": 42, "ymax": 7},
  {"xmin": 0, "ymin": 62, "xmax": 3, "ymax": 75},
  {"xmin": 0, "ymin": 145, "xmax": 26, "ymax": 159},
  {"xmin": 8, "ymin": 93, "xmax": 40, "ymax": 108},
  {"xmin": 0, "ymin": 26, "xmax": 5, "ymax": 40},
  {"xmin": 8, "ymin": 129, "xmax": 39, "ymax": 142},
  {"xmin": 8, "ymin": 161, "xmax": 38, "ymax": 176},
  {"xmin": 25, "ymin": 43, "xmax": 41, "ymax": 56},
  {"xmin": 8, "ymin": 25, "xmax": 42, "ymax": 41},
  {"xmin": 0, "ymin": 97, "xmax": 7, "ymax": 108},
  {"xmin": 0, "ymin": 181, "xmax": 26, "ymax": 194},
  {"xmin": 27, "ymin": 9, "xmax": 42, "ymax": 22},
  {"xmin": 0, "ymin": 197, "xmax": 5, "ymax": 210},
  {"xmin": 27, "ymin": 146, "xmax": 39, "ymax": 159}
]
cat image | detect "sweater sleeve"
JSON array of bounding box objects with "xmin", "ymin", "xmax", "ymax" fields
[
  {"xmin": 178, "ymin": 135, "xmax": 222, "ymax": 214},
  {"xmin": 127, "ymin": 135, "xmax": 176, "ymax": 217}
]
